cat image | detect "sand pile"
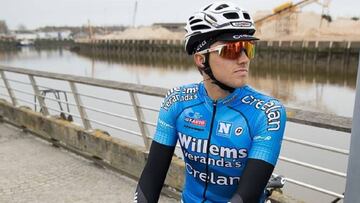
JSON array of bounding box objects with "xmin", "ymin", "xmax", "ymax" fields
[
  {"xmin": 94, "ymin": 26, "xmax": 184, "ymax": 40},
  {"xmin": 255, "ymin": 11, "xmax": 360, "ymax": 41}
]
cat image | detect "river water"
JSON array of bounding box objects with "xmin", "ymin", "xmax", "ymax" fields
[{"xmin": 0, "ymin": 47, "xmax": 358, "ymax": 203}]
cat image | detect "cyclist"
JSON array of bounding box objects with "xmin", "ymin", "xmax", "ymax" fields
[{"xmin": 135, "ymin": 2, "xmax": 287, "ymax": 203}]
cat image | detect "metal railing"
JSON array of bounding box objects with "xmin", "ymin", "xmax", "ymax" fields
[{"xmin": 0, "ymin": 65, "xmax": 352, "ymax": 201}]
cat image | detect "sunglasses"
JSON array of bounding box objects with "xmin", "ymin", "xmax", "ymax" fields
[{"xmin": 196, "ymin": 41, "xmax": 255, "ymax": 60}]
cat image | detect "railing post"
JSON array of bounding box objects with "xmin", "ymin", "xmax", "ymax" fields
[
  {"xmin": 69, "ymin": 82, "xmax": 92, "ymax": 130},
  {"xmin": 28, "ymin": 75, "xmax": 49, "ymax": 116},
  {"xmin": 344, "ymin": 52, "xmax": 360, "ymax": 203},
  {"xmin": 0, "ymin": 70, "xmax": 17, "ymax": 106},
  {"xmin": 129, "ymin": 92, "xmax": 150, "ymax": 150}
]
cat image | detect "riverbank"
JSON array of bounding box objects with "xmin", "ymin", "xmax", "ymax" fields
[{"xmin": 0, "ymin": 38, "xmax": 74, "ymax": 49}]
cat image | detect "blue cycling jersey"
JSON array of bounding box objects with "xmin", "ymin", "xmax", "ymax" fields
[{"xmin": 153, "ymin": 82, "xmax": 287, "ymax": 203}]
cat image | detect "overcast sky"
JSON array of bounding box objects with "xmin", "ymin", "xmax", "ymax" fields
[{"xmin": 0, "ymin": 0, "xmax": 358, "ymax": 30}]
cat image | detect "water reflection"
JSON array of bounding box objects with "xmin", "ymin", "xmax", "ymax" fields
[
  {"xmin": 252, "ymin": 51, "xmax": 358, "ymax": 88},
  {"xmin": 74, "ymin": 48, "xmax": 358, "ymax": 88}
]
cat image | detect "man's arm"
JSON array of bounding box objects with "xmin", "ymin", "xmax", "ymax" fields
[
  {"xmin": 229, "ymin": 159, "xmax": 274, "ymax": 203},
  {"xmin": 230, "ymin": 100, "xmax": 286, "ymax": 203},
  {"xmin": 134, "ymin": 141, "xmax": 175, "ymax": 203}
]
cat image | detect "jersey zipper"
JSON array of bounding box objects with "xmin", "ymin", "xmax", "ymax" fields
[{"xmin": 202, "ymin": 100, "xmax": 217, "ymax": 203}]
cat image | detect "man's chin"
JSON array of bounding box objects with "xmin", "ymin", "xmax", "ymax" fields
[{"xmin": 232, "ymin": 80, "xmax": 248, "ymax": 88}]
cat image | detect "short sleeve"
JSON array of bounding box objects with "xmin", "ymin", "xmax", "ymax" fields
[
  {"xmin": 152, "ymin": 88, "xmax": 181, "ymax": 146},
  {"xmin": 248, "ymin": 100, "xmax": 287, "ymax": 165}
]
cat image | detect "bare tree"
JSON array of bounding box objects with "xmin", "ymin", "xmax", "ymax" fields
[{"xmin": 0, "ymin": 20, "xmax": 9, "ymax": 34}]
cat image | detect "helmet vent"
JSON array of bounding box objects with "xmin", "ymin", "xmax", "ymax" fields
[
  {"xmin": 243, "ymin": 12, "xmax": 251, "ymax": 20},
  {"xmin": 215, "ymin": 4, "xmax": 229, "ymax": 10},
  {"xmin": 191, "ymin": 25, "xmax": 211, "ymax": 31},
  {"xmin": 190, "ymin": 19, "xmax": 202, "ymax": 25},
  {"xmin": 206, "ymin": 14, "xmax": 217, "ymax": 22},
  {"xmin": 203, "ymin": 4, "xmax": 213, "ymax": 11},
  {"xmin": 223, "ymin": 12, "xmax": 239, "ymax": 19}
]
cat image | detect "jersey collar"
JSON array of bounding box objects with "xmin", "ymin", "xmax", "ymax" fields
[{"xmin": 198, "ymin": 82, "xmax": 247, "ymax": 108}]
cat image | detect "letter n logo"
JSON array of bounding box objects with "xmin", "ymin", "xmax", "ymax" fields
[{"xmin": 217, "ymin": 122, "xmax": 232, "ymax": 137}]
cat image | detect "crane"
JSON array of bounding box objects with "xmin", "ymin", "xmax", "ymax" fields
[{"xmin": 255, "ymin": 0, "xmax": 332, "ymax": 34}]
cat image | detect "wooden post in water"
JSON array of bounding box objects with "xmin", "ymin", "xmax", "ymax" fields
[
  {"xmin": 327, "ymin": 41, "xmax": 332, "ymax": 72},
  {"xmin": 344, "ymin": 52, "xmax": 360, "ymax": 203},
  {"xmin": 302, "ymin": 41, "xmax": 308, "ymax": 71},
  {"xmin": 312, "ymin": 41, "xmax": 318, "ymax": 70}
]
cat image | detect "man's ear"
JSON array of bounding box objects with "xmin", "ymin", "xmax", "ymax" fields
[{"xmin": 194, "ymin": 54, "xmax": 205, "ymax": 68}]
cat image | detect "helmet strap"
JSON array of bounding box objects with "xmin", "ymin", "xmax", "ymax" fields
[{"xmin": 202, "ymin": 54, "xmax": 235, "ymax": 93}]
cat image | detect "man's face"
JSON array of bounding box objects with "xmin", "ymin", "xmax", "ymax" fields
[{"xmin": 208, "ymin": 41, "xmax": 251, "ymax": 88}]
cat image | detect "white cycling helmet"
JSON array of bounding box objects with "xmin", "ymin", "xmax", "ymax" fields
[{"xmin": 184, "ymin": 1, "xmax": 258, "ymax": 54}]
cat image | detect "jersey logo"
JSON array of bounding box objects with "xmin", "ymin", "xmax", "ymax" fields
[
  {"xmin": 217, "ymin": 122, "xmax": 232, "ymax": 137},
  {"xmin": 184, "ymin": 117, "xmax": 206, "ymax": 127},
  {"xmin": 235, "ymin": 127, "xmax": 243, "ymax": 136},
  {"xmin": 184, "ymin": 111, "xmax": 206, "ymax": 127}
]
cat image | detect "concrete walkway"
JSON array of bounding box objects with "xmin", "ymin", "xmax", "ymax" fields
[{"xmin": 0, "ymin": 123, "xmax": 178, "ymax": 203}]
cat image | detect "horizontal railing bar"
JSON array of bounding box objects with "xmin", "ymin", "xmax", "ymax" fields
[
  {"xmin": 33, "ymin": 85, "xmax": 147, "ymax": 115},
  {"xmin": 284, "ymin": 137, "xmax": 349, "ymax": 155},
  {"xmin": 16, "ymin": 97, "xmax": 37, "ymax": 106},
  {"xmin": 0, "ymin": 93, "xmax": 9, "ymax": 97},
  {"xmin": 41, "ymin": 96, "xmax": 77, "ymax": 107},
  {"xmin": 35, "ymin": 84, "xmax": 70, "ymax": 92},
  {"xmin": 78, "ymin": 92, "xmax": 134, "ymax": 107},
  {"xmin": 35, "ymin": 83, "xmax": 140, "ymax": 108},
  {"xmin": 285, "ymin": 177, "xmax": 344, "ymax": 199},
  {"xmin": 0, "ymin": 66, "xmax": 167, "ymax": 97},
  {"xmin": 81, "ymin": 105, "xmax": 138, "ymax": 122},
  {"xmin": 9, "ymin": 88, "xmax": 131, "ymax": 126},
  {"xmin": 6, "ymin": 78, "xmax": 31, "ymax": 86},
  {"xmin": 286, "ymin": 107, "xmax": 351, "ymax": 133},
  {"xmin": 79, "ymin": 93, "xmax": 159, "ymax": 112},
  {"xmin": 40, "ymin": 95, "xmax": 152, "ymax": 128},
  {"xmin": 279, "ymin": 156, "xmax": 346, "ymax": 178},
  {"xmin": 40, "ymin": 97, "xmax": 156, "ymax": 128},
  {"xmin": 15, "ymin": 97, "xmax": 82, "ymax": 119},
  {"xmin": 137, "ymin": 104, "xmax": 159, "ymax": 112},
  {"xmin": 142, "ymin": 120, "xmax": 157, "ymax": 127},
  {"xmin": 10, "ymin": 87, "xmax": 130, "ymax": 121},
  {"xmin": 10, "ymin": 87, "xmax": 79, "ymax": 107},
  {"xmin": 11, "ymin": 87, "xmax": 34, "ymax": 96},
  {"xmin": 88, "ymin": 118, "xmax": 142, "ymax": 136}
]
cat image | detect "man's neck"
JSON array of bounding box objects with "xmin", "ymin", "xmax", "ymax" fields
[{"xmin": 203, "ymin": 79, "xmax": 230, "ymax": 101}]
